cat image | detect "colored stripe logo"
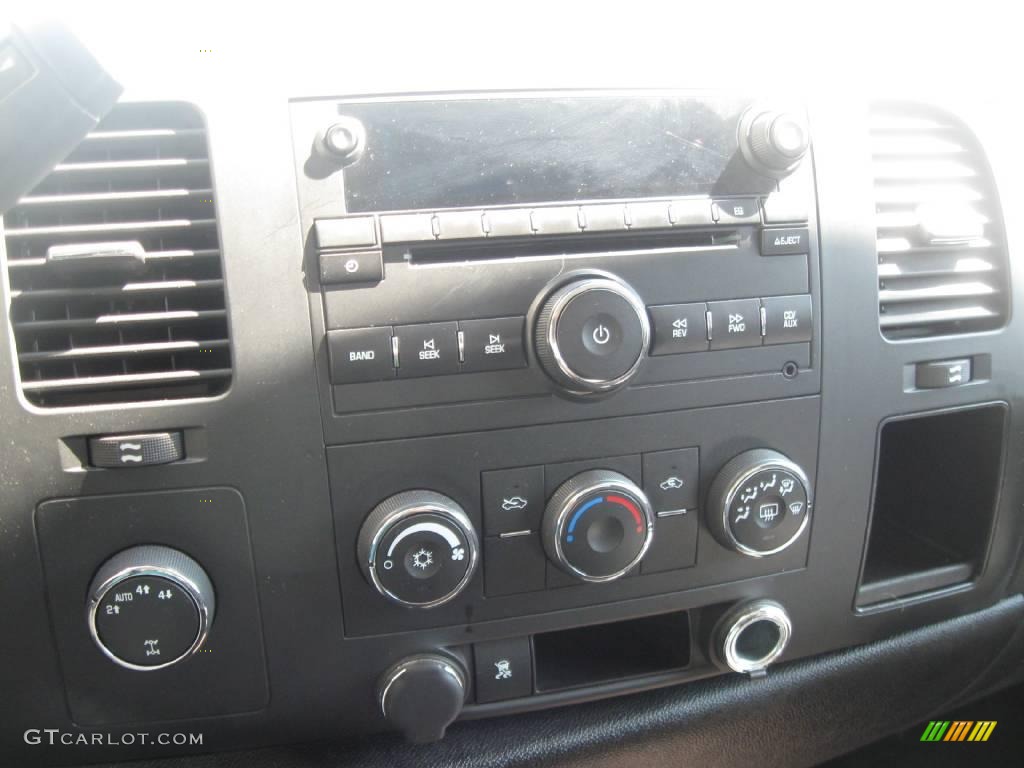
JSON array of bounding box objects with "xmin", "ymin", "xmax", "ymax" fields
[{"xmin": 920, "ymin": 720, "xmax": 997, "ymax": 742}]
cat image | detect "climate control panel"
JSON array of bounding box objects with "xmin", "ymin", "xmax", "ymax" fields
[{"xmin": 339, "ymin": 401, "xmax": 818, "ymax": 636}]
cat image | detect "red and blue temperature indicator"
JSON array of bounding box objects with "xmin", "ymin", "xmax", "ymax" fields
[{"xmin": 565, "ymin": 494, "xmax": 646, "ymax": 543}]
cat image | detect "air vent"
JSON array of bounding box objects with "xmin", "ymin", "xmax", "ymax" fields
[
  {"xmin": 2, "ymin": 102, "xmax": 232, "ymax": 407},
  {"xmin": 870, "ymin": 103, "xmax": 1009, "ymax": 339}
]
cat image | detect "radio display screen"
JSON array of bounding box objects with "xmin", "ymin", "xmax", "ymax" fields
[{"xmin": 337, "ymin": 95, "xmax": 749, "ymax": 213}]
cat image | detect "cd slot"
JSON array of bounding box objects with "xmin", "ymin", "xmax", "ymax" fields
[{"xmin": 406, "ymin": 229, "xmax": 741, "ymax": 265}]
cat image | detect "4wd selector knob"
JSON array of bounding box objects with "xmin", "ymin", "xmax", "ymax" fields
[
  {"xmin": 535, "ymin": 276, "xmax": 650, "ymax": 396},
  {"xmin": 542, "ymin": 470, "xmax": 655, "ymax": 582},
  {"xmin": 358, "ymin": 491, "xmax": 479, "ymax": 608},
  {"xmin": 87, "ymin": 545, "xmax": 215, "ymax": 671},
  {"xmin": 707, "ymin": 449, "xmax": 812, "ymax": 557}
]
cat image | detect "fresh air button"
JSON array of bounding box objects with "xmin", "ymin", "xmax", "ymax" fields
[
  {"xmin": 328, "ymin": 327, "xmax": 395, "ymax": 384},
  {"xmin": 460, "ymin": 317, "xmax": 526, "ymax": 373},
  {"xmin": 395, "ymin": 322, "xmax": 459, "ymax": 377},
  {"xmin": 89, "ymin": 432, "xmax": 184, "ymax": 468},
  {"xmin": 763, "ymin": 295, "xmax": 812, "ymax": 344},
  {"xmin": 482, "ymin": 465, "xmax": 545, "ymax": 535},
  {"xmin": 916, "ymin": 358, "xmax": 972, "ymax": 389},
  {"xmin": 712, "ymin": 198, "xmax": 760, "ymax": 224},
  {"xmin": 708, "ymin": 299, "xmax": 762, "ymax": 350},
  {"xmin": 643, "ymin": 447, "xmax": 699, "ymax": 514},
  {"xmin": 649, "ymin": 303, "xmax": 709, "ymax": 355},
  {"xmin": 473, "ymin": 637, "xmax": 533, "ymax": 703},
  {"xmin": 319, "ymin": 250, "xmax": 383, "ymax": 286},
  {"xmin": 761, "ymin": 227, "xmax": 809, "ymax": 256}
]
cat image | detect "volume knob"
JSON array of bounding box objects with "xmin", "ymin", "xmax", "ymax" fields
[{"xmin": 534, "ymin": 276, "xmax": 650, "ymax": 397}]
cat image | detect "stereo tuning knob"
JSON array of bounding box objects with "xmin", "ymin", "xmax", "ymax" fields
[
  {"xmin": 534, "ymin": 276, "xmax": 650, "ymax": 397},
  {"xmin": 739, "ymin": 107, "xmax": 809, "ymax": 178},
  {"xmin": 358, "ymin": 491, "xmax": 479, "ymax": 608},
  {"xmin": 707, "ymin": 449, "xmax": 812, "ymax": 557}
]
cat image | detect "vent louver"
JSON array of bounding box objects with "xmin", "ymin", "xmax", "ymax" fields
[
  {"xmin": 2, "ymin": 102, "xmax": 232, "ymax": 407},
  {"xmin": 871, "ymin": 103, "xmax": 1009, "ymax": 339}
]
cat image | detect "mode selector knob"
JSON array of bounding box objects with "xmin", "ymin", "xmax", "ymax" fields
[
  {"xmin": 707, "ymin": 449, "xmax": 812, "ymax": 557},
  {"xmin": 535, "ymin": 276, "xmax": 650, "ymax": 397},
  {"xmin": 542, "ymin": 470, "xmax": 655, "ymax": 582},
  {"xmin": 739, "ymin": 107, "xmax": 809, "ymax": 177},
  {"xmin": 358, "ymin": 491, "xmax": 479, "ymax": 608}
]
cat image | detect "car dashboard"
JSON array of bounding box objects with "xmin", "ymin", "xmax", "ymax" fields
[{"xmin": 1, "ymin": 8, "xmax": 1023, "ymax": 768}]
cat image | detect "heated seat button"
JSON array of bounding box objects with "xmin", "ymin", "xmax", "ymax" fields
[
  {"xmin": 89, "ymin": 432, "xmax": 184, "ymax": 468},
  {"xmin": 708, "ymin": 299, "xmax": 762, "ymax": 350},
  {"xmin": 916, "ymin": 358, "xmax": 972, "ymax": 389},
  {"xmin": 762, "ymin": 295, "xmax": 812, "ymax": 344},
  {"xmin": 460, "ymin": 317, "xmax": 526, "ymax": 373},
  {"xmin": 473, "ymin": 637, "xmax": 533, "ymax": 703},
  {"xmin": 649, "ymin": 303, "xmax": 709, "ymax": 355},
  {"xmin": 328, "ymin": 327, "xmax": 395, "ymax": 384},
  {"xmin": 395, "ymin": 322, "xmax": 459, "ymax": 377}
]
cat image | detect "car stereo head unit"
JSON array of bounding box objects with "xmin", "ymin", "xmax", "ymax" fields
[{"xmin": 289, "ymin": 92, "xmax": 819, "ymax": 444}]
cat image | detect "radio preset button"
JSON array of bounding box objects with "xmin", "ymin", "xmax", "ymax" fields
[
  {"xmin": 460, "ymin": 316, "xmax": 526, "ymax": 373},
  {"xmin": 762, "ymin": 295, "xmax": 812, "ymax": 345},
  {"xmin": 649, "ymin": 303, "xmax": 709, "ymax": 355},
  {"xmin": 314, "ymin": 217, "xmax": 377, "ymax": 249},
  {"xmin": 380, "ymin": 213, "xmax": 436, "ymax": 243},
  {"xmin": 531, "ymin": 206, "xmax": 582, "ymax": 235},
  {"xmin": 396, "ymin": 322, "xmax": 459, "ymax": 377},
  {"xmin": 708, "ymin": 299, "xmax": 762, "ymax": 350},
  {"xmin": 328, "ymin": 327, "xmax": 395, "ymax": 384}
]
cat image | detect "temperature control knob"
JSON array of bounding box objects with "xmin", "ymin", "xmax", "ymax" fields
[
  {"xmin": 739, "ymin": 107, "xmax": 809, "ymax": 177},
  {"xmin": 534, "ymin": 276, "xmax": 650, "ymax": 396},
  {"xmin": 358, "ymin": 491, "xmax": 479, "ymax": 608},
  {"xmin": 87, "ymin": 545, "xmax": 215, "ymax": 671},
  {"xmin": 542, "ymin": 470, "xmax": 654, "ymax": 582},
  {"xmin": 707, "ymin": 449, "xmax": 812, "ymax": 557}
]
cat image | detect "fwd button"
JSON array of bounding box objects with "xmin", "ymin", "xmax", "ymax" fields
[{"xmin": 709, "ymin": 299, "xmax": 762, "ymax": 350}]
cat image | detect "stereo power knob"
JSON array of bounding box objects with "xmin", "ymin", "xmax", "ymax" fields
[
  {"xmin": 542, "ymin": 470, "xmax": 655, "ymax": 582},
  {"xmin": 358, "ymin": 491, "xmax": 479, "ymax": 608},
  {"xmin": 739, "ymin": 108, "xmax": 809, "ymax": 177},
  {"xmin": 534, "ymin": 276, "xmax": 650, "ymax": 397},
  {"xmin": 707, "ymin": 449, "xmax": 812, "ymax": 557},
  {"xmin": 87, "ymin": 545, "xmax": 215, "ymax": 671}
]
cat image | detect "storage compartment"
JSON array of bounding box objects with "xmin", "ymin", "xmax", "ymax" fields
[
  {"xmin": 856, "ymin": 403, "xmax": 1006, "ymax": 607},
  {"xmin": 534, "ymin": 611, "xmax": 690, "ymax": 692}
]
